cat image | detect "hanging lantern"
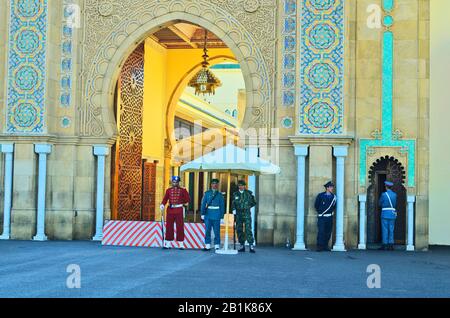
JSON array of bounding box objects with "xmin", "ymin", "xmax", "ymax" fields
[{"xmin": 188, "ymin": 30, "xmax": 222, "ymax": 96}]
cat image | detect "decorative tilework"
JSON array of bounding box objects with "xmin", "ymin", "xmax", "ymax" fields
[
  {"xmin": 359, "ymin": 0, "xmax": 416, "ymax": 188},
  {"xmin": 305, "ymin": 100, "xmax": 338, "ymax": 129},
  {"xmin": 61, "ymin": 116, "xmax": 71, "ymax": 128},
  {"xmin": 360, "ymin": 139, "xmax": 416, "ymax": 187},
  {"xmin": 60, "ymin": 1, "xmax": 76, "ymax": 111},
  {"xmin": 282, "ymin": 0, "xmax": 297, "ymax": 107},
  {"xmin": 281, "ymin": 116, "xmax": 293, "ymax": 129},
  {"xmin": 383, "ymin": 0, "xmax": 394, "ymax": 11},
  {"xmin": 299, "ymin": 0, "xmax": 344, "ymax": 134},
  {"xmin": 6, "ymin": 0, "xmax": 48, "ymax": 133},
  {"xmin": 381, "ymin": 30, "xmax": 394, "ymax": 140},
  {"xmin": 383, "ymin": 15, "xmax": 393, "ymax": 27}
]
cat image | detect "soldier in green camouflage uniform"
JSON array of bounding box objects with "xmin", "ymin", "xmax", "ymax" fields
[{"xmin": 232, "ymin": 180, "xmax": 257, "ymax": 253}]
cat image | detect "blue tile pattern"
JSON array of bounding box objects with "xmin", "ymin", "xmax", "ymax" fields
[
  {"xmin": 60, "ymin": 1, "xmax": 76, "ymax": 111},
  {"xmin": 282, "ymin": 0, "xmax": 297, "ymax": 107},
  {"xmin": 282, "ymin": 116, "xmax": 294, "ymax": 129},
  {"xmin": 6, "ymin": 0, "xmax": 48, "ymax": 133},
  {"xmin": 299, "ymin": 0, "xmax": 344, "ymax": 134}
]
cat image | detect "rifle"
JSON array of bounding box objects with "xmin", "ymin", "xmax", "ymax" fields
[
  {"xmin": 161, "ymin": 209, "xmax": 165, "ymax": 249},
  {"xmin": 233, "ymin": 214, "xmax": 236, "ymax": 250}
]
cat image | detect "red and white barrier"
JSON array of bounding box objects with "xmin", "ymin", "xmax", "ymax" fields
[{"xmin": 101, "ymin": 220, "xmax": 206, "ymax": 249}]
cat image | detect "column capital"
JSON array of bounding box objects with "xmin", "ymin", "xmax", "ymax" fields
[
  {"xmin": 358, "ymin": 194, "xmax": 367, "ymax": 202},
  {"xmin": 34, "ymin": 143, "xmax": 52, "ymax": 154},
  {"xmin": 294, "ymin": 144, "xmax": 308, "ymax": 157},
  {"xmin": 0, "ymin": 144, "xmax": 14, "ymax": 153},
  {"xmin": 93, "ymin": 145, "xmax": 110, "ymax": 156},
  {"xmin": 407, "ymin": 195, "xmax": 416, "ymax": 203},
  {"xmin": 333, "ymin": 145, "xmax": 348, "ymax": 157}
]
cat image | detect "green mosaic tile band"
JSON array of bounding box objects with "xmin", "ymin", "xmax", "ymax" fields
[{"xmin": 359, "ymin": 0, "xmax": 416, "ymax": 188}]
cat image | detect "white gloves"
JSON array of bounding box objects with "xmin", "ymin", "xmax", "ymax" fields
[
  {"xmin": 232, "ymin": 210, "xmax": 236, "ymax": 215},
  {"xmin": 160, "ymin": 204, "xmax": 165, "ymax": 211},
  {"xmin": 201, "ymin": 215, "xmax": 205, "ymax": 220}
]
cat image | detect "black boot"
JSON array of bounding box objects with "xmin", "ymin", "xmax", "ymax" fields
[
  {"xmin": 249, "ymin": 246, "xmax": 256, "ymax": 253},
  {"xmin": 378, "ymin": 244, "xmax": 386, "ymax": 250},
  {"xmin": 238, "ymin": 245, "xmax": 245, "ymax": 252},
  {"xmin": 389, "ymin": 244, "xmax": 394, "ymax": 251}
]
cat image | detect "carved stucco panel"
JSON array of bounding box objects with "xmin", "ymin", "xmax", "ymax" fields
[{"xmin": 80, "ymin": 0, "xmax": 276, "ymax": 137}]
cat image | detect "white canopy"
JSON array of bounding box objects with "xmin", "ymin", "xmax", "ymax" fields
[
  {"xmin": 179, "ymin": 143, "xmax": 281, "ymax": 175},
  {"xmin": 179, "ymin": 144, "xmax": 280, "ymax": 255}
]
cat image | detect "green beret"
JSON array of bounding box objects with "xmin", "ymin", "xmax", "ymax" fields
[
  {"xmin": 210, "ymin": 178, "xmax": 219, "ymax": 184},
  {"xmin": 238, "ymin": 180, "xmax": 246, "ymax": 186}
]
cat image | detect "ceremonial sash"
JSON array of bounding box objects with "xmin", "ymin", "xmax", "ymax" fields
[
  {"xmin": 319, "ymin": 195, "xmax": 336, "ymax": 217},
  {"xmin": 205, "ymin": 191, "xmax": 219, "ymax": 210},
  {"xmin": 382, "ymin": 192, "xmax": 396, "ymax": 214}
]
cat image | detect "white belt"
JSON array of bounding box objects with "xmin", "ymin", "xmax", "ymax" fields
[
  {"xmin": 382, "ymin": 208, "xmax": 396, "ymax": 211},
  {"xmin": 320, "ymin": 213, "xmax": 333, "ymax": 217},
  {"xmin": 207, "ymin": 206, "xmax": 220, "ymax": 210},
  {"xmin": 171, "ymin": 204, "xmax": 183, "ymax": 208}
]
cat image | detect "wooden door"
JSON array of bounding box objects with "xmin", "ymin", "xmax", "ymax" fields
[
  {"xmin": 142, "ymin": 162, "xmax": 157, "ymax": 221},
  {"xmin": 113, "ymin": 43, "xmax": 145, "ymax": 220}
]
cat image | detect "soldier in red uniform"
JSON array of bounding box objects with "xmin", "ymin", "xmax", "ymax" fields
[{"xmin": 160, "ymin": 176, "xmax": 190, "ymax": 249}]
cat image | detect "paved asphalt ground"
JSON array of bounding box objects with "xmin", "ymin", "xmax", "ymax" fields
[{"xmin": 0, "ymin": 240, "xmax": 449, "ymax": 298}]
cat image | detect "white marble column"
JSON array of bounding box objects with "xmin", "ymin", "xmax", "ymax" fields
[
  {"xmin": 358, "ymin": 194, "xmax": 367, "ymax": 250},
  {"xmin": 406, "ymin": 195, "xmax": 416, "ymax": 251},
  {"xmin": 332, "ymin": 145, "xmax": 348, "ymax": 252},
  {"xmin": 0, "ymin": 144, "xmax": 14, "ymax": 240},
  {"xmin": 93, "ymin": 145, "xmax": 109, "ymax": 241},
  {"xmin": 293, "ymin": 145, "xmax": 308, "ymax": 250},
  {"xmin": 33, "ymin": 144, "xmax": 52, "ymax": 241}
]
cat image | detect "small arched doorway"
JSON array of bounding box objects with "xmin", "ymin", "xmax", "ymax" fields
[{"xmin": 366, "ymin": 156, "xmax": 407, "ymax": 247}]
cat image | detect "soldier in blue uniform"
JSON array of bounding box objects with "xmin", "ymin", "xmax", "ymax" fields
[
  {"xmin": 314, "ymin": 181, "xmax": 337, "ymax": 252},
  {"xmin": 200, "ymin": 179, "xmax": 225, "ymax": 251},
  {"xmin": 378, "ymin": 180, "xmax": 397, "ymax": 251}
]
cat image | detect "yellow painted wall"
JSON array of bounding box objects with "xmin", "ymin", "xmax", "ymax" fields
[
  {"xmin": 142, "ymin": 38, "xmax": 167, "ymax": 161},
  {"xmin": 430, "ymin": 0, "xmax": 450, "ymax": 245},
  {"xmin": 141, "ymin": 39, "xmax": 235, "ymax": 161}
]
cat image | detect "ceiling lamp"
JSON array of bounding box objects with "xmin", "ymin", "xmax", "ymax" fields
[{"xmin": 188, "ymin": 29, "xmax": 222, "ymax": 96}]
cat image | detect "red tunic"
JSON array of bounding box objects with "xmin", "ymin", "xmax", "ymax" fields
[{"xmin": 161, "ymin": 186, "xmax": 190, "ymax": 215}]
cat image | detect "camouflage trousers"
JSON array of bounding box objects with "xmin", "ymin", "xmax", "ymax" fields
[{"xmin": 235, "ymin": 209, "xmax": 254, "ymax": 245}]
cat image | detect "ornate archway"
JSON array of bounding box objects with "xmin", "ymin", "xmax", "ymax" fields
[
  {"xmin": 366, "ymin": 156, "xmax": 407, "ymax": 246},
  {"xmin": 79, "ymin": 0, "xmax": 275, "ymax": 138},
  {"xmin": 111, "ymin": 49, "xmax": 241, "ymax": 221}
]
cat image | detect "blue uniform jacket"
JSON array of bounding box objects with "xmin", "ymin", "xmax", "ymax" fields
[
  {"xmin": 379, "ymin": 189, "xmax": 397, "ymax": 219},
  {"xmin": 314, "ymin": 192, "xmax": 336, "ymax": 215},
  {"xmin": 201, "ymin": 190, "xmax": 225, "ymax": 220}
]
